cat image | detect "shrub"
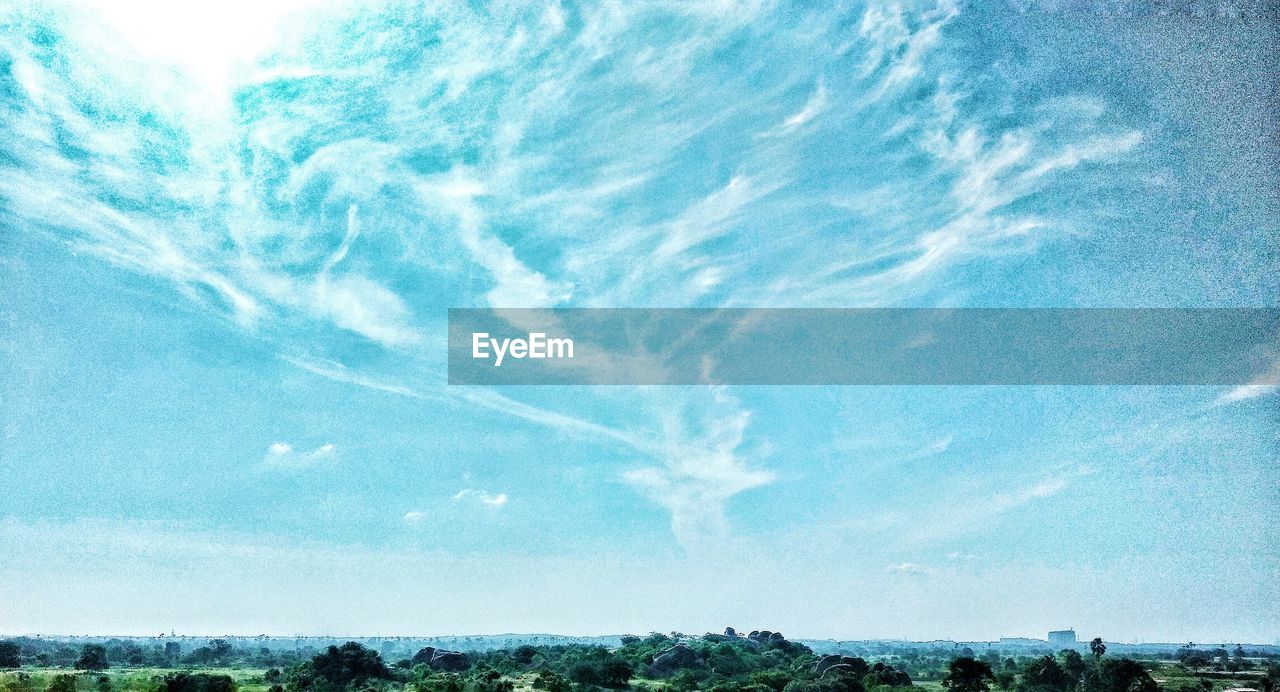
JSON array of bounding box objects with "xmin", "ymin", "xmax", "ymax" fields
[
  {"xmin": 48, "ymin": 674, "xmax": 79, "ymax": 692},
  {"xmin": 163, "ymin": 673, "xmax": 236, "ymax": 692}
]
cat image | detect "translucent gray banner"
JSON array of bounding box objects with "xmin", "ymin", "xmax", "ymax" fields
[{"xmin": 447, "ymin": 309, "xmax": 1280, "ymax": 385}]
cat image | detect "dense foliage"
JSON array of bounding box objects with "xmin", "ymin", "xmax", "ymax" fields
[{"xmin": 0, "ymin": 636, "xmax": 1276, "ymax": 692}]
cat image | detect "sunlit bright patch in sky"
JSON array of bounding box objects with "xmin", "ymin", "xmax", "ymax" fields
[{"xmin": 75, "ymin": 0, "xmax": 312, "ymax": 85}]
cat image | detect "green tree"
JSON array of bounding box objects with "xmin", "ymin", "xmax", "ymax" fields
[
  {"xmin": 942, "ymin": 657, "xmax": 995, "ymax": 692},
  {"xmin": 511, "ymin": 646, "xmax": 538, "ymax": 666},
  {"xmin": 1019, "ymin": 656, "xmax": 1070, "ymax": 692},
  {"xmin": 164, "ymin": 673, "xmax": 236, "ymax": 692},
  {"xmin": 0, "ymin": 641, "xmax": 20, "ymax": 668},
  {"xmin": 309, "ymin": 643, "xmax": 390, "ymax": 688},
  {"xmin": 1059, "ymin": 651, "xmax": 1087, "ymax": 683},
  {"xmin": 1089, "ymin": 639, "xmax": 1106, "ymax": 659},
  {"xmin": 1081, "ymin": 659, "xmax": 1155, "ymax": 692},
  {"xmin": 76, "ymin": 645, "xmax": 109, "ymax": 671},
  {"xmin": 209, "ymin": 641, "xmax": 233, "ymax": 664},
  {"xmin": 531, "ymin": 670, "xmax": 569, "ymax": 692},
  {"xmin": 468, "ymin": 670, "xmax": 513, "ymax": 692}
]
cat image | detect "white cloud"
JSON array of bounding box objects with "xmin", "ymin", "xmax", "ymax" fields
[
  {"xmin": 622, "ymin": 390, "xmax": 775, "ymax": 549},
  {"xmin": 311, "ymin": 273, "xmax": 422, "ymax": 347},
  {"xmin": 1214, "ymin": 357, "xmax": 1280, "ymax": 405},
  {"xmin": 262, "ymin": 441, "xmax": 337, "ymax": 469},
  {"xmin": 415, "ymin": 170, "xmax": 572, "ymax": 308},
  {"xmin": 847, "ymin": 463, "xmax": 1100, "ymax": 546},
  {"xmin": 281, "ymin": 356, "xmax": 432, "ymax": 400},
  {"xmin": 886, "ymin": 562, "xmax": 932, "ymax": 576},
  {"xmin": 761, "ymin": 80, "xmax": 828, "ymax": 136},
  {"xmin": 1217, "ymin": 383, "xmax": 1278, "ymax": 404},
  {"xmin": 913, "ymin": 435, "xmax": 953, "ymax": 459},
  {"xmin": 452, "ymin": 489, "xmax": 509, "ymax": 507}
]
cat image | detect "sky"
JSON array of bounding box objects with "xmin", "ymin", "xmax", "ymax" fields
[{"xmin": 0, "ymin": 0, "xmax": 1277, "ymax": 643}]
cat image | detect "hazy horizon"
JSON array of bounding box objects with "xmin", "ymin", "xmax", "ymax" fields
[{"xmin": 2, "ymin": 632, "xmax": 1276, "ymax": 648}]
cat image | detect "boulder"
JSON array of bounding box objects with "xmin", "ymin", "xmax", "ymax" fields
[
  {"xmin": 815, "ymin": 655, "xmax": 845, "ymax": 676},
  {"xmin": 429, "ymin": 650, "xmax": 470, "ymax": 672},
  {"xmin": 411, "ymin": 647, "xmax": 437, "ymax": 665},
  {"xmin": 816, "ymin": 656, "xmax": 868, "ymax": 677},
  {"xmin": 724, "ymin": 627, "xmax": 737, "ymax": 637},
  {"xmin": 822, "ymin": 664, "xmax": 860, "ymax": 679},
  {"xmin": 650, "ymin": 644, "xmax": 703, "ymax": 675}
]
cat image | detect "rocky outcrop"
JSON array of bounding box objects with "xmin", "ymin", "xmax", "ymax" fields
[
  {"xmin": 747, "ymin": 630, "xmax": 786, "ymax": 644},
  {"xmin": 429, "ymin": 650, "xmax": 470, "ymax": 672},
  {"xmin": 411, "ymin": 647, "xmax": 437, "ymax": 665},
  {"xmin": 650, "ymin": 644, "xmax": 703, "ymax": 675},
  {"xmin": 815, "ymin": 655, "xmax": 870, "ymax": 677},
  {"xmin": 815, "ymin": 655, "xmax": 844, "ymax": 676},
  {"xmin": 821, "ymin": 664, "xmax": 860, "ymax": 679}
]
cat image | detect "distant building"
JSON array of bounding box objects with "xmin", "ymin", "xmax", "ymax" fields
[
  {"xmin": 1048, "ymin": 630, "xmax": 1077, "ymax": 648},
  {"xmin": 999, "ymin": 637, "xmax": 1047, "ymax": 647}
]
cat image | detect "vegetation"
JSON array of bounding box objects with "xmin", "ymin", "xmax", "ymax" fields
[{"xmin": 0, "ymin": 635, "xmax": 1275, "ymax": 692}]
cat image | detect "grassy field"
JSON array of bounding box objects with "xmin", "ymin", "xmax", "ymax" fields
[
  {"xmin": 0, "ymin": 669, "xmax": 273, "ymax": 692},
  {"xmin": 1, "ymin": 661, "xmax": 1272, "ymax": 692}
]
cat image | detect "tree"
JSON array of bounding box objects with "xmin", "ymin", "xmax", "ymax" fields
[
  {"xmin": 468, "ymin": 670, "xmax": 513, "ymax": 692},
  {"xmin": 1089, "ymin": 639, "xmax": 1106, "ymax": 659},
  {"xmin": 1019, "ymin": 656, "xmax": 1071, "ymax": 692},
  {"xmin": 209, "ymin": 641, "xmax": 233, "ymax": 664},
  {"xmin": 164, "ymin": 673, "xmax": 237, "ymax": 692},
  {"xmin": 512, "ymin": 646, "xmax": 538, "ymax": 666},
  {"xmin": 1059, "ymin": 650, "xmax": 1087, "ymax": 683},
  {"xmin": 943, "ymin": 658, "xmax": 995, "ymax": 692},
  {"xmin": 531, "ymin": 670, "xmax": 570, "ymax": 692},
  {"xmin": 0, "ymin": 640, "xmax": 20, "ymax": 668},
  {"xmin": 309, "ymin": 642, "xmax": 390, "ymax": 688},
  {"xmin": 1081, "ymin": 658, "xmax": 1155, "ymax": 692},
  {"xmin": 77, "ymin": 644, "xmax": 110, "ymax": 671},
  {"xmin": 567, "ymin": 657, "xmax": 633, "ymax": 688}
]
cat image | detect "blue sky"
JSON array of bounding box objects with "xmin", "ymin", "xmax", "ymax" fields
[{"xmin": 1, "ymin": 1, "xmax": 1277, "ymax": 641}]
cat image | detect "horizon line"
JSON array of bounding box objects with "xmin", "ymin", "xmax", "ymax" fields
[{"xmin": 4, "ymin": 632, "xmax": 1275, "ymax": 647}]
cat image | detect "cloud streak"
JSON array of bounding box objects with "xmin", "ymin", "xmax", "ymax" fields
[
  {"xmin": 452, "ymin": 489, "xmax": 509, "ymax": 507},
  {"xmin": 262, "ymin": 441, "xmax": 337, "ymax": 469}
]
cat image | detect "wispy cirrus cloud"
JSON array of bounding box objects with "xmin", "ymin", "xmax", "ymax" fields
[
  {"xmin": 0, "ymin": 0, "xmax": 1156, "ymax": 552},
  {"xmin": 623, "ymin": 389, "xmax": 775, "ymax": 549}
]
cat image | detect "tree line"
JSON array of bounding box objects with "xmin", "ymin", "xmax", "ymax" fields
[{"xmin": 3, "ymin": 634, "xmax": 1279, "ymax": 692}]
